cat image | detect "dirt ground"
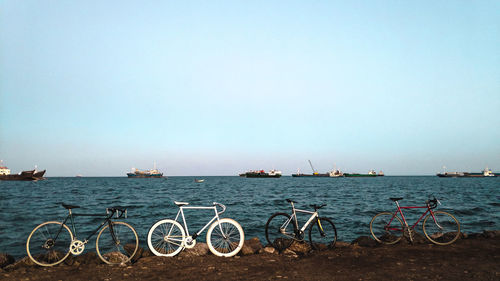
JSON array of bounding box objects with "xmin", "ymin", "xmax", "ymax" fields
[{"xmin": 1, "ymin": 236, "xmax": 499, "ymax": 281}]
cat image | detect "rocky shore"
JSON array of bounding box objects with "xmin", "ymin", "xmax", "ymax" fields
[{"xmin": 1, "ymin": 230, "xmax": 499, "ymax": 280}]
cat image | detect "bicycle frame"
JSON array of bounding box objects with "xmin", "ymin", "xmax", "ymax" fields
[
  {"xmin": 388, "ymin": 201, "xmax": 437, "ymax": 231},
  {"xmin": 55, "ymin": 209, "xmax": 118, "ymax": 244},
  {"xmin": 172, "ymin": 205, "xmax": 225, "ymax": 240},
  {"xmin": 287, "ymin": 202, "xmax": 320, "ymax": 234}
]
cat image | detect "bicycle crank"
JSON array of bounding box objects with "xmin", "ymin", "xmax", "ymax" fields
[
  {"xmin": 183, "ymin": 237, "xmax": 197, "ymax": 249},
  {"xmin": 70, "ymin": 240, "xmax": 85, "ymax": 255}
]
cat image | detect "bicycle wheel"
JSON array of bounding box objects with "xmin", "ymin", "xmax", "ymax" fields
[
  {"xmin": 26, "ymin": 221, "xmax": 73, "ymax": 267},
  {"xmin": 265, "ymin": 212, "xmax": 296, "ymax": 252},
  {"xmin": 370, "ymin": 212, "xmax": 404, "ymax": 244},
  {"xmin": 423, "ymin": 211, "xmax": 460, "ymax": 245},
  {"xmin": 308, "ymin": 217, "xmax": 337, "ymax": 250},
  {"xmin": 147, "ymin": 219, "xmax": 186, "ymax": 257},
  {"xmin": 206, "ymin": 218, "xmax": 244, "ymax": 257},
  {"xmin": 96, "ymin": 221, "xmax": 139, "ymax": 265}
]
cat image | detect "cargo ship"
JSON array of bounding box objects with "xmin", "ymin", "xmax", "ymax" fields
[
  {"xmin": 437, "ymin": 167, "xmax": 496, "ymax": 177},
  {"xmin": 291, "ymin": 160, "xmax": 330, "ymax": 177},
  {"xmin": 127, "ymin": 167, "xmax": 164, "ymax": 178},
  {"xmin": 0, "ymin": 162, "xmax": 46, "ymax": 181},
  {"xmin": 344, "ymin": 170, "xmax": 381, "ymax": 177},
  {"xmin": 240, "ymin": 169, "xmax": 282, "ymax": 178}
]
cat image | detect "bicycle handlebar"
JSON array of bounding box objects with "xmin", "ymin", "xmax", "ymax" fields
[
  {"xmin": 426, "ymin": 198, "xmax": 439, "ymax": 209},
  {"xmin": 106, "ymin": 207, "xmax": 128, "ymax": 219},
  {"xmin": 213, "ymin": 202, "xmax": 226, "ymax": 215}
]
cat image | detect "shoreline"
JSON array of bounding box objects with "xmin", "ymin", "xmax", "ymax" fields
[{"xmin": 1, "ymin": 230, "xmax": 499, "ymax": 280}]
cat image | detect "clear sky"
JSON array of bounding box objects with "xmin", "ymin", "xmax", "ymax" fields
[{"xmin": 1, "ymin": 1, "xmax": 499, "ymax": 176}]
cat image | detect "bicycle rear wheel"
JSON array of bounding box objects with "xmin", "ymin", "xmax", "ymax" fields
[
  {"xmin": 308, "ymin": 217, "xmax": 337, "ymax": 250},
  {"xmin": 423, "ymin": 211, "xmax": 460, "ymax": 245},
  {"xmin": 207, "ymin": 218, "xmax": 244, "ymax": 257},
  {"xmin": 370, "ymin": 212, "xmax": 404, "ymax": 244},
  {"xmin": 26, "ymin": 221, "xmax": 73, "ymax": 266},
  {"xmin": 265, "ymin": 212, "xmax": 295, "ymax": 252},
  {"xmin": 147, "ymin": 219, "xmax": 186, "ymax": 257},
  {"xmin": 96, "ymin": 221, "xmax": 139, "ymax": 265}
]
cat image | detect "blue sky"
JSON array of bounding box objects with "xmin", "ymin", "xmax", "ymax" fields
[{"xmin": 1, "ymin": 1, "xmax": 499, "ymax": 176}]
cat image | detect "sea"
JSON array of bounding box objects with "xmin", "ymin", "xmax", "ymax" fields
[{"xmin": 1, "ymin": 176, "xmax": 499, "ymax": 258}]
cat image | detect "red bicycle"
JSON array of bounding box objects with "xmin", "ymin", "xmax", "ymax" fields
[{"xmin": 370, "ymin": 197, "xmax": 460, "ymax": 245}]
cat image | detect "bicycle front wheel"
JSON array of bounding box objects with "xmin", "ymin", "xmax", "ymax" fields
[
  {"xmin": 26, "ymin": 221, "xmax": 73, "ymax": 267},
  {"xmin": 207, "ymin": 218, "xmax": 244, "ymax": 257},
  {"xmin": 265, "ymin": 212, "xmax": 295, "ymax": 252},
  {"xmin": 96, "ymin": 221, "xmax": 139, "ymax": 265},
  {"xmin": 308, "ymin": 217, "xmax": 337, "ymax": 250},
  {"xmin": 370, "ymin": 212, "xmax": 404, "ymax": 244},
  {"xmin": 147, "ymin": 219, "xmax": 186, "ymax": 257},
  {"xmin": 423, "ymin": 211, "xmax": 460, "ymax": 245}
]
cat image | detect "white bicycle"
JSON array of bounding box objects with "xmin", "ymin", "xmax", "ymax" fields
[{"xmin": 147, "ymin": 201, "xmax": 244, "ymax": 257}]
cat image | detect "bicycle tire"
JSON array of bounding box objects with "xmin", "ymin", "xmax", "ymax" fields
[
  {"xmin": 147, "ymin": 219, "xmax": 186, "ymax": 257},
  {"xmin": 265, "ymin": 212, "xmax": 296, "ymax": 252},
  {"xmin": 206, "ymin": 218, "xmax": 244, "ymax": 257},
  {"xmin": 96, "ymin": 221, "xmax": 139, "ymax": 265},
  {"xmin": 422, "ymin": 211, "xmax": 460, "ymax": 245},
  {"xmin": 26, "ymin": 221, "xmax": 73, "ymax": 267},
  {"xmin": 370, "ymin": 212, "xmax": 404, "ymax": 244},
  {"xmin": 308, "ymin": 217, "xmax": 337, "ymax": 250}
]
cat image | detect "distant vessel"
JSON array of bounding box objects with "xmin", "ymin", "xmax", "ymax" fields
[
  {"xmin": 292, "ymin": 160, "xmax": 330, "ymax": 177},
  {"xmin": 437, "ymin": 167, "xmax": 496, "ymax": 178},
  {"xmin": 0, "ymin": 162, "xmax": 46, "ymax": 181},
  {"xmin": 194, "ymin": 179, "xmax": 205, "ymax": 183},
  {"xmin": 76, "ymin": 174, "xmax": 83, "ymax": 178},
  {"xmin": 240, "ymin": 169, "xmax": 282, "ymax": 178},
  {"xmin": 127, "ymin": 163, "xmax": 164, "ymax": 178},
  {"xmin": 344, "ymin": 170, "xmax": 379, "ymax": 177},
  {"xmin": 328, "ymin": 165, "xmax": 344, "ymax": 177},
  {"xmin": 33, "ymin": 166, "xmax": 46, "ymax": 179}
]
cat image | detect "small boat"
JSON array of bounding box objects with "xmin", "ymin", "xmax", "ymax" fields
[
  {"xmin": 194, "ymin": 179, "xmax": 205, "ymax": 183},
  {"xmin": 76, "ymin": 174, "xmax": 83, "ymax": 178}
]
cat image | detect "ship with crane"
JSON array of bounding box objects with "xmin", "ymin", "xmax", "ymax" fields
[{"xmin": 292, "ymin": 160, "xmax": 334, "ymax": 177}]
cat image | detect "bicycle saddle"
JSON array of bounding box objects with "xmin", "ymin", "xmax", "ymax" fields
[
  {"xmin": 62, "ymin": 203, "xmax": 80, "ymax": 209},
  {"xmin": 310, "ymin": 204, "xmax": 326, "ymax": 210},
  {"xmin": 286, "ymin": 199, "xmax": 297, "ymax": 203},
  {"xmin": 389, "ymin": 197, "xmax": 403, "ymax": 201},
  {"xmin": 174, "ymin": 201, "xmax": 189, "ymax": 206}
]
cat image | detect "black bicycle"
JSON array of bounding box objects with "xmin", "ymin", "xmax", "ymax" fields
[
  {"xmin": 265, "ymin": 199, "xmax": 337, "ymax": 252},
  {"xmin": 26, "ymin": 203, "xmax": 139, "ymax": 266}
]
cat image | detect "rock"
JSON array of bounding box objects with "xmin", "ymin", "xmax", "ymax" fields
[
  {"xmin": 282, "ymin": 249, "xmax": 298, "ymax": 257},
  {"xmin": 141, "ymin": 249, "xmax": 153, "ymax": 258},
  {"xmin": 240, "ymin": 237, "xmax": 263, "ymax": 256},
  {"xmin": 131, "ymin": 247, "xmax": 144, "ymax": 262},
  {"xmin": 101, "ymin": 251, "xmax": 131, "ymax": 264},
  {"xmin": 3, "ymin": 256, "xmax": 34, "ymax": 271},
  {"xmin": 351, "ymin": 236, "xmax": 378, "ymax": 247},
  {"xmin": 483, "ymin": 230, "xmax": 500, "ymax": 238},
  {"xmin": 288, "ymin": 241, "xmax": 311, "ymax": 255},
  {"xmin": 179, "ymin": 243, "xmax": 209, "ymax": 257},
  {"xmin": 259, "ymin": 247, "xmax": 276, "ymax": 254},
  {"xmin": 0, "ymin": 253, "xmax": 15, "ymax": 268},
  {"xmin": 404, "ymin": 231, "xmax": 427, "ymax": 244},
  {"xmin": 335, "ymin": 241, "xmax": 351, "ymax": 248}
]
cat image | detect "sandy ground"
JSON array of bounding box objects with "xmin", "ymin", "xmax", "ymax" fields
[{"xmin": 1, "ymin": 235, "xmax": 499, "ymax": 281}]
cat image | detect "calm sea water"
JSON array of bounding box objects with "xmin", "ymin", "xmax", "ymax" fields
[{"xmin": 1, "ymin": 176, "xmax": 499, "ymax": 258}]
